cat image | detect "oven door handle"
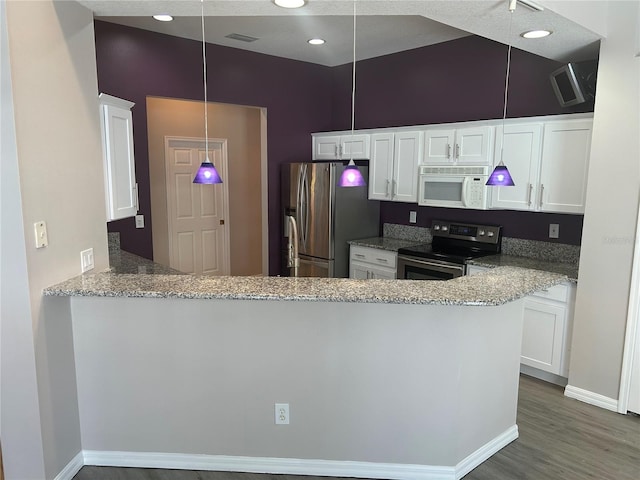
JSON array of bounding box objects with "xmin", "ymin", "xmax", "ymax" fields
[{"xmin": 397, "ymin": 255, "xmax": 465, "ymax": 278}]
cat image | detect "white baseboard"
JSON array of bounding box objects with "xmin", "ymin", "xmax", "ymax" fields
[
  {"xmin": 54, "ymin": 452, "xmax": 84, "ymax": 480},
  {"xmin": 564, "ymin": 385, "xmax": 619, "ymax": 412},
  {"xmin": 81, "ymin": 427, "xmax": 517, "ymax": 480},
  {"xmin": 455, "ymin": 425, "xmax": 518, "ymax": 479},
  {"xmin": 83, "ymin": 451, "xmax": 455, "ymax": 480}
]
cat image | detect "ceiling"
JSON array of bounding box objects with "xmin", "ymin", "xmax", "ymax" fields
[{"xmin": 77, "ymin": 0, "xmax": 602, "ymax": 67}]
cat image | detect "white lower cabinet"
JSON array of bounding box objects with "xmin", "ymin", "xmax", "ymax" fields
[
  {"xmin": 467, "ymin": 265, "xmax": 575, "ymax": 378},
  {"xmin": 522, "ymin": 283, "xmax": 575, "ymax": 377},
  {"xmin": 349, "ymin": 246, "xmax": 397, "ymax": 279}
]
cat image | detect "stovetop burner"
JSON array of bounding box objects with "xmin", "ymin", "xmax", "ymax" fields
[{"xmin": 397, "ymin": 220, "xmax": 502, "ymax": 264}]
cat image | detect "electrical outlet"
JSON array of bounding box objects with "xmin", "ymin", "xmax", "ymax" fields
[
  {"xmin": 549, "ymin": 224, "xmax": 560, "ymax": 239},
  {"xmin": 275, "ymin": 403, "xmax": 289, "ymax": 425},
  {"xmin": 409, "ymin": 211, "xmax": 417, "ymax": 224},
  {"xmin": 80, "ymin": 248, "xmax": 94, "ymax": 273},
  {"xmin": 135, "ymin": 214, "xmax": 145, "ymax": 229}
]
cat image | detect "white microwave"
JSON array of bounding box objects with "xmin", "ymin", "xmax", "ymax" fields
[{"xmin": 417, "ymin": 166, "xmax": 490, "ymax": 209}]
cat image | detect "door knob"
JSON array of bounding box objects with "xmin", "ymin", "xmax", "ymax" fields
[{"xmin": 220, "ymin": 219, "xmax": 225, "ymax": 225}]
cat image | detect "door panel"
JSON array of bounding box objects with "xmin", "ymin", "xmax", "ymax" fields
[
  {"xmin": 300, "ymin": 163, "xmax": 332, "ymax": 259},
  {"xmin": 166, "ymin": 138, "xmax": 229, "ymax": 275}
]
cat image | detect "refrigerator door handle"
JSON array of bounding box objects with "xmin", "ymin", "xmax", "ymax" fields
[
  {"xmin": 296, "ymin": 165, "xmax": 305, "ymax": 249},
  {"xmin": 300, "ymin": 164, "xmax": 309, "ymax": 249},
  {"xmin": 286, "ymin": 215, "xmax": 300, "ymax": 277}
]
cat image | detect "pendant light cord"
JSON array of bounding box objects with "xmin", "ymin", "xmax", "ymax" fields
[
  {"xmin": 201, "ymin": 0, "xmax": 209, "ymax": 162},
  {"xmin": 500, "ymin": 1, "xmax": 515, "ymax": 165},
  {"xmin": 350, "ymin": 0, "xmax": 357, "ymax": 149}
]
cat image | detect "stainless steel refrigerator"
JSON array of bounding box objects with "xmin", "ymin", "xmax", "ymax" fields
[{"xmin": 282, "ymin": 162, "xmax": 380, "ymax": 278}]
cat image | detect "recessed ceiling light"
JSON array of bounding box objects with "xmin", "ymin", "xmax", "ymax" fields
[
  {"xmin": 273, "ymin": 0, "xmax": 306, "ymax": 8},
  {"xmin": 153, "ymin": 14, "xmax": 173, "ymax": 22},
  {"xmin": 308, "ymin": 38, "xmax": 326, "ymax": 45},
  {"xmin": 521, "ymin": 29, "xmax": 552, "ymax": 39}
]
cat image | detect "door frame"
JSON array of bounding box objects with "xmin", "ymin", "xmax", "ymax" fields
[
  {"xmin": 164, "ymin": 136, "xmax": 231, "ymax": 275},
  {"xmin": 619, "ymin": 196, "xmax": 640, "ymax": 413}
]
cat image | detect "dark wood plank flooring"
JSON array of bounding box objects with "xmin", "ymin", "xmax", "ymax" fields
[{"xmin": 73, "ymin": 375, "xmax": 640, "ymax": 480}]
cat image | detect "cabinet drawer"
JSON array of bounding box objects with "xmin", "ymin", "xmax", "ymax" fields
[
  {"xmin": 530, "ymin": 283, "xmax": 569, "ymax": 302},
  {"xmin": 350, "ymin": 246, "xmax": 397, "ymax": 268}
]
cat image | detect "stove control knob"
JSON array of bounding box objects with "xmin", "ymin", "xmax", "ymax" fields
[
  {"xmin": 434, "ymin": 225, "xmax": 440, "ymax": 231},
  {"xmin": 441, "ymin": 226, "xmax": 448, "ymax": 232},
  {"xmin": 488, "ymin": 231, "xmax": 495, "ymax": 237},
  {"xmin": 479, "ymin": 230, "xmax": 485, "ymax": 236}
]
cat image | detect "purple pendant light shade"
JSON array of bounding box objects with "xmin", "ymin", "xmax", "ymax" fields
[
  {"xmin": 193, "ymin": 0, "xmax": 223, "ymax": 185},
  {"xmin": 339, "ymin": 160, "xmax": 366, "ymax": 187},
  {"xmin": 486, "ymin": 162, "xmax": 515, "ymax": 186},
  {"xmin": 193, "ymin": 159, "xmax": 222, "ymax": 184},
  {"xmin": 487, "ymin": 0, "xmax": 517, "ymax": 188},
  {"xmin": 338, "ymin": 1, "xmax": 366, "ymax": 188}
]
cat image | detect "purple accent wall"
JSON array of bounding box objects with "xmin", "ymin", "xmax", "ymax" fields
[
  {"xmin": 95, "ymin": 23, "xmax": 593, "ymax": 272},
  {"xmin": 95, "ymin": 21, "xmax": 333, "ymax": 273},
  {"xmin": 329, "ymin": 35, "xmax": 593, "ymax": 130},
  {"xmin": 380, "ymin": 204, "xmax": 583, "ymax": 245}
]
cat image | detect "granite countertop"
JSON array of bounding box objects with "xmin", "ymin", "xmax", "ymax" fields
[
  {"xmin": 468, "ymin": 254, "xmax": 579, "ymax": 283},
  {"xmin": 43, "ymin": 266, "xmax": 568, "ymax": 307},
  {"xmin": 348, "ymin": 236, "xmax": 423, "ymax": 251},
  {"xmin": 108, "ymin": 249, "xmax": 185, "ymax": 275}
]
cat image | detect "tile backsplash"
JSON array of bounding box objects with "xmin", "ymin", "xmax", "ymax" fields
[{"xmin": 383, "ymin": 223, "xmax": 580, "ymax": 265}]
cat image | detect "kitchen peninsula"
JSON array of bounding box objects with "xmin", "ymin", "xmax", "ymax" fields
[{"xmin": 45, "ymin": 268, "xmax": 567, "ymax": 480}]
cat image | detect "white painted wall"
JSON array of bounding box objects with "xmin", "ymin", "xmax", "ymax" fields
[
  {"xmin": 71, "ymin": 296, "xmax": 523, "ymax": 469},
  {"xmin": 568, "ymin": 1, "xmax": 640, "ymax": 400},
  {"xmin": 2, "ymin": 0, "xmax": 109, "ymax": 478}
]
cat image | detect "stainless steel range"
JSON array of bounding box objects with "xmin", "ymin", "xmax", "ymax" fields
[{"xmin": 397, "ymin": 220, "xmax": 502, "ymax": 280}]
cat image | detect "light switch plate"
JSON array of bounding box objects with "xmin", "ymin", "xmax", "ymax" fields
[
  {"xmin": 135, "ymin": 214, "xmax": 145, "ymax": 229},
  {"xmin": 81, "ymin": 248, "xmax": 94, "ymax": 273},
  {"xmin": 409, "ymin": 211, "xmax": 417, "ymax": 224},
  {"xmin": 34, "ymin": 221, "xmax": 48, "ymax": 248}
]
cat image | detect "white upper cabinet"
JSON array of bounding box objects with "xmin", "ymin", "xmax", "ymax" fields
[
  {"xmin": 368, "ymin": 131, "xmax": 422, "ymax": 202},
  {"xmin": 490, "ymin": 117, "xmax": 592, "ymax": 214},
  {"xmin": 490, "ymin": 123, "xmax": 543, "ymax": 210},
  {"xmin": 538, "ymin": 119, "xmax": 593, "ymax": 214},
  {"xmin": 423, "ymin": 125, "xmax": 494, "ymax": 165},
  {"xmin": 99, "ymin": 93, "xmax": 138, "ymax": 221},
  {"xmin": 312, "ymin": 133, "xmax": 370, "ymax": 161}
]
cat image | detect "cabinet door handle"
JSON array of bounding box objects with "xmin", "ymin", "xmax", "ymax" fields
[
  {"xmin": 386, "ymin": 179, "xmax": 391, "ymax": 197},
  {"xmin": 337, "ymin": 144, "xmax": 342, "ymax": 158},
  {"xmin": 539, "ymin": 184, "xmax": 545, "ymax": 207},
  {"xmin": 133, "ymin": 183, "xmax": 139, "ymax": 211},
  {"xmin": 527, "ymin": 184, "xmax": 533, "ymax": 207},
  {"xmin": 376, "ymin": 258, "xmax": 388, "ymax": 263},
  {"xmin": 392, "ymin": 180, "xmax": 397, "ymax": 198},
  {"xmin": 446, "ymin": 144, "xmax": 451, "ymax": 159},
  {"xmin": 366, "ymin": 271, "xmax": 371, "ymax": 279},
  {"xmin": 354, "ymin": 253, "xmax": 365, "ymax": 259},
  {"xmin": 455, "ymin": 143, "xmax": 460, "ymax": 159}
]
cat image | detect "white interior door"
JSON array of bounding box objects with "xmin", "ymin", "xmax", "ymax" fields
[{"xmin": 165, "ymin": 137, "xmax": 229, "ymax": 275}]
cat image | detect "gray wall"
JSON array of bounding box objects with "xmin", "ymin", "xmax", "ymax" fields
[
  {"xmin": 568, "ymin": 1, "xmax": 640, "ymax": 400},
  {"xmin": 71, "ymin": 296, "xmax": 523, "ymax": 469},
  {"xmin": 2, "ymin": 1, "xmax": 109, "ymax": 478}
]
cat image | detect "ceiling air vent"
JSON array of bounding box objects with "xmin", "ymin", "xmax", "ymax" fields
[{"xmin": 225, "ymin": 33, "xmax": 259, "ymax": 43}]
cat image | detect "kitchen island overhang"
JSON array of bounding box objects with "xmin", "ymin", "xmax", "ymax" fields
[{"xmin": 44, "ymin": 267, "xmax": 568, "ymax": 480}]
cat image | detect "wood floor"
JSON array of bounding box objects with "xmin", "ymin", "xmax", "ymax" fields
[{"xmin": 73, "ymin": 375, "xmax": 640, "ymax": 480}]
